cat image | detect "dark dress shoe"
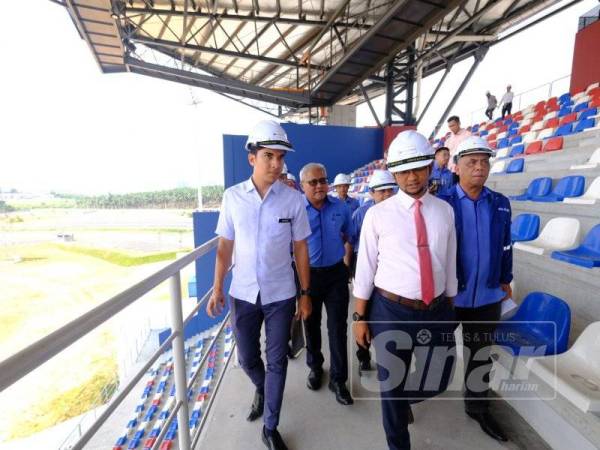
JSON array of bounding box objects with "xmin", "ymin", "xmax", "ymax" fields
[
  {"xmin": 307, "ymin": 369, "xmax": 323, "ymax": 390},
  {"xmin": 262, "ymin": 426, "xmax": 288, "ymax": 450},
  {"xmin": 246, "ymin": 390, "xmax": 264, "ymax": 422},
  {"xmin": 328, "ymin": 381, "xmax": 354, "ymax": 405},
  {"xmin": 407, "ymin": 406, "xmax": 414, "ymax": 424},
  {"xmin": 466, "ymin": 412, "xmax": 508, "ymax": 442}
]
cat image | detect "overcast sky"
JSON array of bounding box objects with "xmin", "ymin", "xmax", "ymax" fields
[{"xmin": 0, "ymin": 0, "xmax": 596, "ymax": 194}]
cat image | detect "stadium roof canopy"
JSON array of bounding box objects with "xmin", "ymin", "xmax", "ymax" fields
[{"xmin": 57, "ymin": 0, "xmax": 573, "ymax": 122}]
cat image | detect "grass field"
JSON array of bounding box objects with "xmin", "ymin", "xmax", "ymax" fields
[{"xmin": 0, "ymin": 210, "xmax": 195, "ymax": 442}]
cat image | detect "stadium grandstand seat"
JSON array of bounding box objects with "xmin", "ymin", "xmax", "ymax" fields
[
  {"xmin": 495, "ymin": 148, "xmax": 510, "ymax": 159},
  {"xmin": 574, "ymin": 102, "xmax": 589, "ymax": 113},
  {"xmin": 525, "ymin": 141, "xmax": 543, "ymax": 155},
  {"xmin": 506, "ymin": 158, "xmax": 524, "ymax": 174},
  {"xmin": 559, "ymin": 113, "xmax": 577, "ymax": 125},
  {"xmin": 529, "ymin": 321, "xmax": 600, "ymax": 413},
  {"xmin": 543, "ymin": 136, "xmax": 563, "ymax": 152},
  {"xmin": 522, "ymin": 131, "xmax": 539, "ymax": 144},
  {"xmin": 497, "ymin": 131, "xmax": 508, "ymax": 139},
  {"xmin": 509, "ymin": 135, "xmax": 522, "ymax": 145},
  {"xmin": 531, "ymin": 121, "xmax": 544, "ymax": 131},
  {"xmin": 564, "ymin": 177, "xmax": 600, "ymax": 205},
  {"xmin": 511, "ymin": 214, "xmax": 540, "ymax": 242},
  {"xmin": 494, "ymin": 292, "xmax": 570, "ymax": 356},
  {"xmin": 509, "ymin": 144, "xmax": 525, "ymax": 157},
  {"xmin": 570, "ymin": 148, "xmax": 600, "ymax": 170},
  {"xmin": 537, "ymin": 127, "xmax": 556, "ymax": 140},
  {"xmin": 497, "ymin": 137, "xmax": 510, "ymax": 148},
  {"xmin": 529, "ymin": 175, "xmax": 585, "ymax": 202},
  {"xmin": 559, "ymin": 92, "xmax": 572, "ymax": 103},
  {"xmin": 558, "ymin": 107, "xmax": 572, "ymax": 118},
  {"xmin": 574, "ymin": 118, "xmax": 597, "ymax": 133},
  {"xmin": 579, "ymin": 107, "xmax": 598, "ymax": 121},
  {"xmin": 551, "ymin": 224, "xmax": 600, "ymax": 268},
  {"xmin": 490, "ymin": 160, "xmax": 506, "ymax": 174},
  {"xmin": 519, "ymin": 124, "xmax": 531, "ymax": 134},
  {"xmin": 513, "ymin": 217, "xmax": 581, "ymax": 255},
  {"xmin": 510, "ymin": 177, "xmax": 553, "ymax": 201},
  {"xmin": 544, "ymin": 112, "xmax": 558, "ymax": 122}
]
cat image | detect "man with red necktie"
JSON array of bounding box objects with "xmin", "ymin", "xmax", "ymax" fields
[{"xmin": 354, "ymin": 130, "xmax": 458, "ymax": 450}]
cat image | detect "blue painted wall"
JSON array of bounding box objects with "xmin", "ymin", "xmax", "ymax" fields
[{"xmin": 224, "ymin": 123, "xmax": 383, "ymax": 187}]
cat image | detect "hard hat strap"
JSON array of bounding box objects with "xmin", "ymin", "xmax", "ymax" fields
[{"xmin": 387, "ymin": 154, "xmax": 434, "ymax": 169}]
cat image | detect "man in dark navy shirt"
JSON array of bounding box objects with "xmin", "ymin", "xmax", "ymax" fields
[
  {"xmin": 301, "ymin": 163, "xmax": 355, "ymax": 405},
  {"xmin": 429, "ymin": 145, "xmax": 455, "ymax": 196}
]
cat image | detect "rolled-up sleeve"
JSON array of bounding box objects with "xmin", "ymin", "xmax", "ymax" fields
[
  {"xmin": 215, "ymin": 190, "xmax": 234, "ymax": 240},
  {"xmin": 291, "ymin": 194, "xmax": 311, "ymax": 241},
  {"xmin": 445, "ymin": 208, "xmax": 458, "ymax": 297},
  {"xmin": 353, "ymin": 208, "xmax": 378, "ymax": 300}
]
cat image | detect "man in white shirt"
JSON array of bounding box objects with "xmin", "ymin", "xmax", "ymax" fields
[
  {"xmin": 500, "ymin": 85, "xmax": 514, "ymax": 119},
  {"xmin": 207, "ymin": 120, "xmax": 312, "ymax": 450},
  {"xmin": 354, "ymin": 130, "xmax": 458, "ymax": 450},
  {"xmin": 444, "ymin": 115, "xmax": 471, "ymax": 172}
]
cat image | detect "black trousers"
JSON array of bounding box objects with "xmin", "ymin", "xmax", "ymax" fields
[
  {"xmin": 485, "ymin": 107, "xmax": 494, "ymax": 120},
  {"xmin": 501, "ymin": 102, "xmax": 512, "ymax": 118},
  {"xmin": 455, "ymin": 301, "xmax": 502, "ymax": 413},
  {"xmin": 305, "ymin": 261, "xmax": 350, "ymax": 383}
]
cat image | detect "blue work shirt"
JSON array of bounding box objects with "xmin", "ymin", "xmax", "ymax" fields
[
  {"xmin": 340, "ymin": 195, "xmax": 360, "ymax": 213},
  {"xmin": 453, "ymin": 185, "xmax": 505, "ymax": 308},
  {"xmin": 429, "ymin": 162, "xmax": 455, "ymax": 196},
  {"xmin": 304, "ymin": 195, "xmax": 354, "ymax": 267},
  {"xmin": 350, "ymin": 199, "xmax": 374, "ymax": 253}
]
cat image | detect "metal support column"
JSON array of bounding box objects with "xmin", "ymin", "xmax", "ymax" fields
[
  {"xmin": 404, "ymin": 45, "xmax": 416, "ymax": 125},
  {"xmin": 430, "ymin": 45, "xmax": 488, "ymax": 138},
  {"xmin": 417, "ymin": 63, "xmax": 452, "ymax": 126},
  {"xmin": 384, "ymin": 61, "xmax": 394, "ymax": 126},
  {"xmin": 169, "ymin": 273, "xmax": 192, "ymax": 450},
  {"xmin": 384, "ymin": 46, "xmax": 416, "ymax": 126}
]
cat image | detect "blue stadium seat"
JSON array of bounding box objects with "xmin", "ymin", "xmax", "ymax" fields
[
  {"xmin": 551, "ymin": 224, "xmax": 600, "ymax": 268},
  {"xmin": 506, "ymin": 158, "xmax": 524, "ymax": 174},
  {"xmin": 495, "ymin": 292, "xmax": 571, "ymax": 356},
  {"xmin": 497, "ymin": 137, "xmax": 510, "ymax": 148},
  {"xmin": 558, "ymin": 92, "xmax": 571, "ymax": 104},
  {"xmin": 511, "ymin": 214, "xmax": 540, "ymax": 242},
  {"xmin": 574, "ymin": 102, "xmax": 589, "ymax": 113},
  {"xmin": 579, "ymin": 107, "xmax": 597, "ymax": 121},
  {"xmin": 558, "ymin": 107, "xmax": 572, "ymax": 117},
  {"xmin": 128, "ymin": 439, "xmax": 140, "ymax": 449},
  {"xmin": 479, "ymin": 130, "xmax": 489, "ymax": 137},
  {"xmin": 116, "ymin": 436, "xmax": 128, "ymax": 446},
  {"xmin": 554, "ymin": 123, "xmax": 573, "ymax": 137},
  {"xmin": 509, "ymin": 144, "xmax": 525, "ymax": 157},
  {"xmin": 509, "ymin": 135, "xmax": 522, "ymax": 145},
  {"xmin": 574, "ymin": 118, "xmax": 596, "ymax": 133},
  {"xmin": 530, "ymin": 175, "xmax": 585, "ymax": 202},
  {"xmin": 507, "ymin": 128, "xmax": 518, "ymax": 137},
  {"xmin": 509, "ymin": 177, "xmax": 552, "ymax": 201}
]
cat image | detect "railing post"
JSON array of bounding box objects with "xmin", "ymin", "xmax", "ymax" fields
[{"xmin": 169, "ymin": 272, "xmax": 192, "ymax": 450}]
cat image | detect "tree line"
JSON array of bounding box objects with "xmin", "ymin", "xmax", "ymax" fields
[{"xmin": 53, "ymin": 187, "xmax": 223, "ymax": 209}]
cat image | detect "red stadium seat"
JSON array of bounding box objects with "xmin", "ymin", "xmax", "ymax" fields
[
  {"xmin": 547, "ymin": 96, "xmax": 559, "ymax": 106},
  {"xmin": 590, "ymin": 97, "xmax": 600, "ymax": 109},
  {"xmin": 544, "ymin": 137, "xmax": 564, "ymax": 152},
  {"xmin": 588, "ymin": 87, "xmax": 600, "ymax": 98},
  {"xmin": 545, "ymin": 117, "xmax": 560, "ymax": 128},
  {"xmin": 487, "ymin": 134, "xmax": 497, "ymax": 142},
  {"xmin": 546, "ymin": 103, "xmax": 559, "ymax": 113},
  {"xmin": 559, "ymin": 113, "xmax": 578, "ymax": 125},
  {"xmin": 489, "ymin": 141, "xmax": 498, "ymax": 149},
  {"xmin": 498, "ymin": 125, "xmax": 508, "ymax": 133},
  {"xmin": 525, "ymin": 141, "xmax": 543, "ymax": 155},
  {"xmin": 519, "ymin": 125, "xmax": 531, "ymax": 134}
]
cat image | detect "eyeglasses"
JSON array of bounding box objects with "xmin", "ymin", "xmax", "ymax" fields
[{"xmin": 304, "ymin": 177, "xmax": 328, "ymax": 187}]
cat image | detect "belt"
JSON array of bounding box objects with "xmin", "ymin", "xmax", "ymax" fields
[
  {"xmin": 375, "ymin": 287, "xmax": 447, "ymax": 311},
  {"xmin": 310, "ymin": 260, "xmax": 345, "ymax": 273}
]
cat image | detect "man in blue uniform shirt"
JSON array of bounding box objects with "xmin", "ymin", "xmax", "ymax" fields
[
  {"xmin": 207, "ymin": 120, "xmax": 312, "ymax": 450},
  {"xmin": 429, "ymin": 144, "xmax": 455, "ymax": 196},
  {"xmin": 301, "ymin": 163, "xmax": 355, "ymax": 405},
  {"xmin": 350, "ymin": 170, "xmax": 396, "ymax": 372},
  {"xmin": 438, "ymin": 135, "xmax": 513, "ymax": 443},
  {"xmin": 332, "ymin": 173, "xmax": 360, "ymax": 213}
]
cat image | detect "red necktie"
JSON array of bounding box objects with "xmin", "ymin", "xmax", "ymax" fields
[{"xmin": 414, "ymin": 199, "xmax": 435, "ymax": 305}]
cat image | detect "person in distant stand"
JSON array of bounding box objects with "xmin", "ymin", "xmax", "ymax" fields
[{"xmin": 500, "ymin": 85, "xmax": 514, "ymax": 119}]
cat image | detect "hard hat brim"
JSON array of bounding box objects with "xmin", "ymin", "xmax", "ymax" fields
[
  {"xmin": 370, "ymin": 182, "xmax": 397, "ymax": 191},
  {"xmin": 245, "ymin": 140, "xmax": 294, "ymax": 152},
  {"xmin": 457, "ymin": 148, "xmax": 495, "ymax": 158},
  {"xmin": 387, "ymin": 157, "xmax": 433, "ymax": 173},
  {"xmin": 332, "ymin": 181, "xmax": 351, "ymax": 187}
]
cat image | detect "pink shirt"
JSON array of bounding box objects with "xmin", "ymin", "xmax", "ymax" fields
[{"xmin": 445, "ymin": 128, "xmax": 471, "ymax": 171}]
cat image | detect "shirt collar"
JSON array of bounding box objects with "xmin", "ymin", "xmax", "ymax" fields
[
  {"xmin": 304, "ymin": 194, "xmax": 331, "ymax": 209},
  {"xmin": 395, "ymin": 187, "xmax": 431, "ymax": 210},
  {"xmin": 456, "ymin": 184, "xmax": 490, "ymax": 201},
  {"xmin": 244, "ymin": 177, "xmax": 281, "ymax": 196}
]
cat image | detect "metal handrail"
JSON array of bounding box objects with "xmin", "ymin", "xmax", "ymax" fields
[{"xmin": 0, "ymin": 235, "xmax": 221, "ymax": 450}]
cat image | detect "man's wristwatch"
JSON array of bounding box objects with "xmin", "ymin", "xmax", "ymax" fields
[
  {"xmin": 352, "ymin": 312, "xmax": 366, "ymax": 322},
  {"xmin": 299, "ymin": 288, "xmax": 312, "ymax": 297}
]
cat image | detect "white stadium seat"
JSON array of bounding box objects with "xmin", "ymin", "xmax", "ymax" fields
[
  {"xmin": 531, "ymin": 121, "xmax": 544, "ymax": 131},
  {"xmin": 537, "ymin": 127, "xmax": 555, "ymax": 140},
  {"xmin": 586, "ymin": 82, "xmax": 599, "ymax": 93},
  {"xmin": 564, "ymin": 177, "xmax": 600, "ymax": 205},
  {"xmin": 570, "ymin": 148, "xmax": 600, "ymax": 170},
  {"xmin": 522, "ymin": 131, "xmax": 539, "ymax": 143},
  {"xmin": 496, "ymin": 131, "xmax": 508, "ymax": 139},
  {"xmin": 544, "ymin": 111, "xmax": 558, "ymax": 121},
  {"xmin": 514, "ymin": 217, "xmax": 581, "ymax": 255},
  {"xmin": 490, "ymin": 160, "xmax": 506, "ymax": 174},
  {"xmin": 528, "ymin": 322, "xmax": 600, "ymax": 413},
  {"xmin": 495, "ymin": 148, "xmax": 510, "ymax": 159}
]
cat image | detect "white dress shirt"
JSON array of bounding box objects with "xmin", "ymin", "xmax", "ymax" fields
[
  {"xmin": 501, "ymin": 91, "xmax": 514, "ymax": 105},
  {"xmin": 353, "ymin": 188, "xmax": 458, "ymax": 301},
  {"xmin": 216, "ymin": 178, "xmax": 311, "ymax": 305}
]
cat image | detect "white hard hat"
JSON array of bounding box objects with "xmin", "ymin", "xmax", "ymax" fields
[
  {"xmin": 245, "ymin": 120, "xmax": 294, "ymax": 152},
  {"xmin": 332, "ymin": 173, "xmax": 352, "ymax": 186},
  {"xmin": 456, "ymin": 135, "xmax": 495, "ymax": 158},
  {"xmin": 287, "ymin": 173, "xmax": 296, "ymax": 181},
  {"xmin": 386, "ymin": 130, "xmax": 434, "ymax": 173},
  {"xmin": 282, "ymin": 163, "xmax": 289, "ymax": 174},
  {"xmin": 368, "ymin": 170, "xmax": 396, "ymax": 191}
]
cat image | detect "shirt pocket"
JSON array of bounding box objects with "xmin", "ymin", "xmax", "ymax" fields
[
  {"xmin": 271, "ymin": 216, "xmax": 293, "ymax": 242},
  {"xmin": 326, "ymin": 212, "xmax": 344, "ymax": 237}
]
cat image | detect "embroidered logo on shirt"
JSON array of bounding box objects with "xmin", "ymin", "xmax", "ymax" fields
[
  {"xmin": 278, "ymin": 218, "xmax": 292, "ymax": 223},
  {"xmin": 497, "ymin": 207, "xmax": 510, "ymax": 213}
]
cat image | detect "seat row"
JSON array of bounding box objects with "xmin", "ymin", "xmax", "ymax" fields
[{"xmin": 509, "ymin": 175, "xmax": 600, "ymax": 203}]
